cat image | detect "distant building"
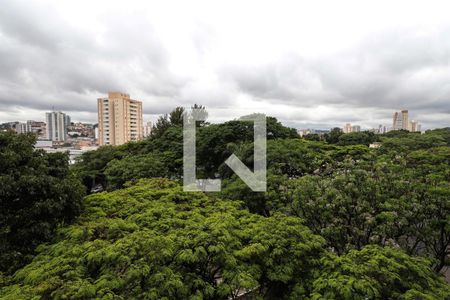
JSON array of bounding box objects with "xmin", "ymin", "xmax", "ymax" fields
[
  {"xmin": 298, "ymin": 129, "xmax": 329, "ymax": 137},
  {"xmin": 97, "ymin": 92, "xmax": 143, "ymax": 146},
  {"xmin": 34, "ymin": 143, "xmax": 98, "ymax": 164},
  {"xmin": 143, "ymin": 121, "xmax": 152, "ymax": 138},
  {"xmin": 94, "ymin": 124, "xmax": 99, "ymax": 140},
  {"xmin": 35, "ymin": 140, "xmax": 53, "ymax": 148},
  {"xmin": 46, "ymin": 111, "xmax": 70, "ymax": 141},
  {"xmin": 393, "ymin": 110, "xmax": 421, "ymax": 132},
  {"xmin": 343, "ymin": 123, "xmax": 361, "ymax": 133},
  {"xmin": 369, "ymin": 142, "xmax": 382, "ymax": 148},
  {"xmin": 401, "ymin": 110, "xmax": 409, "ymax": 130},
  {"xmin": 0, "ymin": 122, "xmax": 18, "ymax": 132},
  {"xmin": 409, "ymin": 120, "xmax": 420, "ymax": 132},
  {"xmin": 27, "ymin": 120, "xmax": 46, "ymax": 138},
  {"xmin": 14, "ymin": 122, "xmax": 31, "ymax": 134},
  {"xmin": 377, "ymin": 124, "xmax": 388, "ymax": 134},
  {"xmin": 67, "ymin": 122, "xmax": 95, "ymax": 138},
  {"xmin": 343, "ymin": 123, "xmax": 352, "ymax": 133},
  {"xmin": 12, "ymin": 121, "xmax": 46, "ymax": 137},
  {"xmin": 393, "ymin": 110, "xmax": 409, "ymax": 130},
  {"xmin": 298, "ymin": 129, "xmax": 312, "ymax": 137},
  {"xmin": 298, "ymin": 129, "xmax": 307, "ymax": 137},
  {"xmin": 393, "ymin": 111, "xmax": 401, "ymax": 130}
]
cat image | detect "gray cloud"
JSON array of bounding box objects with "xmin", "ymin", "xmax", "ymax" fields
[
  {"xmin": 0, "ymin": 0, "xmax": 185, "ymax": 115},
  {"xmin": 315, "ymin": 28, "xmax": 450, "ymax": 113},
  {"xmin": 0, "ymin": 0, "xmax": 449, "ymax": 130}
]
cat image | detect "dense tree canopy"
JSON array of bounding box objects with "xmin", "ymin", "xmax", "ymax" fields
[
  {"xmin": 0, "ymin": 132, "xmax": 85, "ymax": 274},
  {"xmin": 337, "ymin": 131, "xmax": 378, "ymax": 146},
  {"xmin": 72, "ymin": 119, "xmax": 450, "ymax": 274},
  {"xmin": 1, "ymin": 179, "xmax": 447, "ymax": 299},
  {"xmin": 311, "ymin": 246, "xmax": 450, "ymax": 299},
  {"xmin": 324, "ymin": 127, "xmax": 343, "ymax": 144},
  {"xmin": 1, "ymin": 111, "xmax": 449, "ymax": 298},
  {"xmin": 0, "ymin": 179, "xmax": 326, "ymax": 299}
]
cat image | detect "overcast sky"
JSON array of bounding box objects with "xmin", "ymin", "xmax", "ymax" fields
[{"xmin": 1, "ymin": 0, "xmax": 449, "ymax": 129}]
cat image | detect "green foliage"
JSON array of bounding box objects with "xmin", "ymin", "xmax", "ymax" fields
[
  {"xmin": 324, "ymin": 127, "xmax": 343, "ymax": 144},
  {"xmin": 266, "ymin": 116, "xmax": 299, "ymax": 139},
  {"xmin": 73, "ymin": 114, "xmax": 298, "ymax": 191},
  {"xmin": 0, "ymin": 179, "xmax": 325, "ymax": 299},
  {"xmin": 72, "ymin": 145, "xmax": 126, "ymax": 191},
  {"xmin": 104, "ymin": 154, "xmax": 168, "ymax": 189},
  {"xmin": 310, "ymin": 245, "xmax": 450, "ymax": 299},
  {"xmin": 220, "ymin": 172, "xmax": 288, "ymax": 216},
  {"xmin": 281, "ymin": 153, "xmax": 450, "ymax": 272},
  {"xmin": 0, "ymin": 132, "xmax": 85, "ymax": 274},
  {"xmin": 2, "ymin": 179, "xmax": 447, "ymax": 299},
  {"xmin": 380, "ymin": 128, "xmax": 449, "ymax": 153},
  {"xmin": 3, "ymin": 122, "xmax": 450, "ymax": 298},
  {"xmin": 266, "ymin": 139, "xmax": 328, "ymax": 177},
  {"xmin": 338, "ymin": 131, "xmax": 378, "ymax": 146},
  {"xmin": 303, "ymin": 133, "xmax": 322, "ymax": 141}
]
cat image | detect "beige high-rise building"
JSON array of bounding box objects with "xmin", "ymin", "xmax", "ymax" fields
[
  {"xmin": 343, "ymin": 123, "xmax": 352, "ymax": 133},
  {"xmin": 409, "ymin": 120, "xmax": 421, "ymax": 132},
  {"xmin": 393, "ymin": 111, "xmax": 400, "ymax": 130},
  {"xmin": 392, "ymin": 110, "xmax": 421, "ymax": 132},
  {"xmin": 97, "ymin": 92, "xmax": 143, "ymax": 146},
  {"xmin": 401, "ymin": 110, "xmax": 409, "ymax": 130},
  {"xmin": 393, "ymin": 110, "xmax": 409, "ymax": 130}
]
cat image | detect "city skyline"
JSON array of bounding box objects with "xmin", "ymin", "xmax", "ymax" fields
[
  {"xmin": 0, "ymin": 105, "xmax": 435, "ymax": 132},
  {"xmin": 1, "ymin": 1, "xmax": 450, "ymax": 129}
]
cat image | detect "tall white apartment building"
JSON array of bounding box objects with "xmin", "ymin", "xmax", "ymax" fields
[
  {"xmin": 143, "ymin": 121, "xmax": 153, "ymax": 138},
  {"xmin": 46, "ymin": 111, "xmax": 70, "ymax": 141}
]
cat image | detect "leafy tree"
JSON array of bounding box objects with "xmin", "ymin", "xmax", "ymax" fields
[
  {"xmin": 325, "ymin": 127, "xmax": 343, "ymax": 144},
  {"xmin": 338, "ymin": 131, "xmax": 377, "ymax": 146},
  {"xmin": 151, "ymin": 106, "xmax": 186, "ymax": 138},
  {"xmin": 282, "ymin": 156, "xmax": 450, "ymax": 272},
  {"xmin": 381, "ymin": 129, "xmax": 411, "ymax": 138},
  {"xmin": 265, "ymin": 116, "xmax": 298, "ymax": 139},
  {"xmin": 0, "ymin": 132, "xmax": 85, "ymax": 274},
  {"xmin": 196, "ymin": 116, "xmax": 297, "ymax": 178},
  {"xmin": 2, "ymin": 179, "xmax": 447, "ymax": 299},
  {"xmin": 74, "ymin": 113, "xmax": 301, "ymax": 192},
  {"xmin": 0, "ymin": 179, "xmax": 325, "ymax": 299},
  {"xmin": 70, "ymin": 108, "xmax": 450, "ymax": 279},
  {"xmin": 169, "ymin": 106, "xmax": 185, "ymax": 126},
  {"xmin": 104, "ymin": 154, "xmax": 168, "ymax": 189},
  {"xmin": 310, "ymin": 245, "xmax": 450, "ymax": 299},
  {"xmin": 220, "ymin": 172, "xmax": 288, "ymax": 217},
  {"xmin": 303, "ymin": 133, "xmax": 322, "ymax": 141},
  {"xmin": 151, "ymin": 114, "xmax": 172, "ymax": 138},
  {"xmin": 72, "ymin": 145, "xmax": 126, "ymax": 191},
  {"xmin": 265, "ymin": 139, "xmax": 329, "ymax": 177},
  {"xmin": 380, "ymin": 131, "xmax": 448, "ymax": 154},
  {"xmin": 4, "ymin": 121, "xmax": 450, "ymax": 298}
]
